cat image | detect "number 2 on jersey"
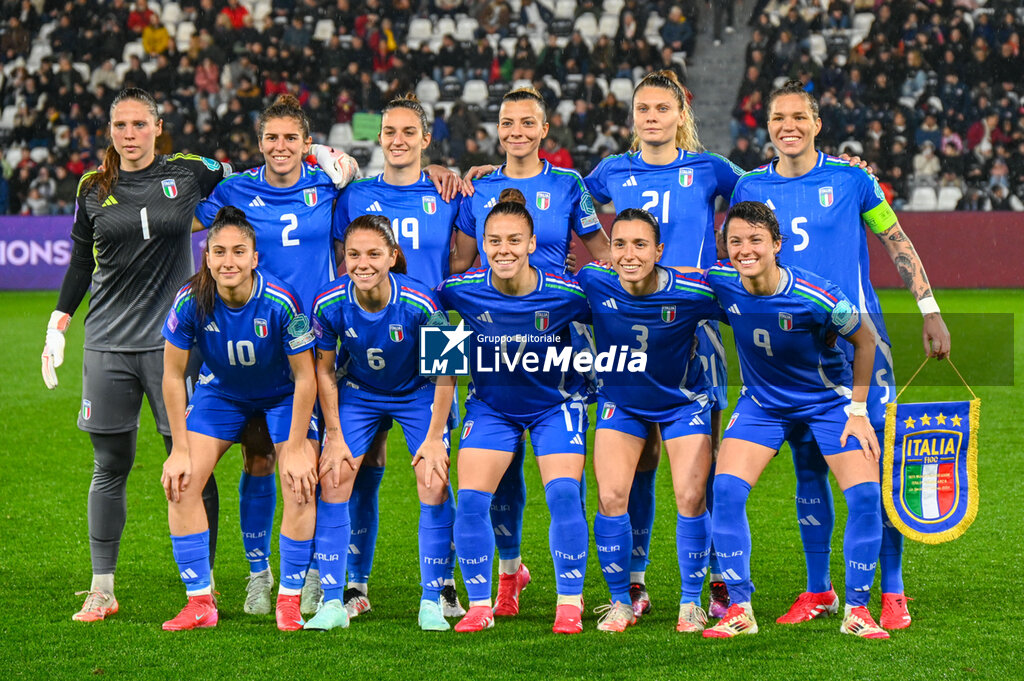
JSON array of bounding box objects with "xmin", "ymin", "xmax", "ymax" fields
[
  {"xmin": 641, "ymin": 190, "xmax": 670, "ymax": 223},
  {"xmin": 281, "ymin": 213, "xmax": 300, "ymax": 247}
]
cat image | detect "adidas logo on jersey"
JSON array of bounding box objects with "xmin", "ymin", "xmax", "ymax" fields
[
  {"xmin": 766, "ymin": 199, "xmax": 777, "ymax": 210},
  {"xmin": 204, "ymin": 321, "xmax": 220, "ymax": 332},
  {"xmin": 689, "ymin": 567, "xmax": 709, "ymax": 579},
  {"xmin": 728, "ymin": 304, "xmax": 741, "ymax": 315},
  {"xmin": 321, "ymin": 573, "xmax": 339, "ymax": 585},
  {"xmin": 249, "ymin": 196, "xmax": 266, "ymax": 207},
  {"xmin": 602, "ymin": 563, "xmax": 624, "ymax": 574},
  {"xmin": 621, "ymin": 175, "xmax": 638, "ymax": 187},
  {"xmin": 426, "ymin": 577, "xmax": 445, "ymax": 589},
  {"xmin": 101, "ymin": 195, "xmax": 118, "ymax": 207},
  {"xmin": 477, "ymin": 311, "xmax": 493, "ymax": 323},
  {"xmin": 484, "ymin": 197, "xmax": 497, "ymax": 209},
  {"xmin": 721, "ymin": 568, "xmax": 742, "ymax": 581},
  {"xmin": 570, "ymin": 434, "xmax": 584, "ymax": 446},
  {"xmin": 559, "ymin": 569, "xmax": 584, "ymax": 580},
  {"xmin": 465, "ymin": 574, "xmax": 488, "ymax": 585},
  {"xmin": 799, "ymin": 515, "xmax": 822, "ymax": 526},
  {"xmin": 345, "ymin": 328, "xmax": 358, "ymax": 338},
  {"xmin": 365, "ymin": 201, "xmax": 383, "ymax": 212},
  {"xmin": 180, "ymin": 568, "xmax": 199, "ymax": 580},
  {"xmin": 689, "ymin": 415, "xmax": 704, "ymax": 426},
  {"xmin": 602, "ymin": 298, "xmax": 618, "ymax": 309}
]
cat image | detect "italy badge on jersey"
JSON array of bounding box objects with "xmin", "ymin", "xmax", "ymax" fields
[
  {"xmin": 535, "ymin": 310, "xmax": 550, "ymax": 331},
  {"xmin": 81, "ymin": 399, "xmax": 92, "ymax": 420},
  {"xmin": 389, "ymin": 324, "xmax": 404, "ymax": 342},
  {"xmin": 304, "ymin": 187, "xmax": 318, "ymax": 206},
  {"xmin": 601, "ymin": 403, "xmax": 616, "ymax": 420},
  {"xmin": 778, "ymin": 312, "xmax": 793, "ymax": 331},
  {"xmin": 536, "ymin": 192, "xmax": 551, "ymax": 210},
  {"xmin": 162, "ymin": 179, "xmax": 178, "ymax": 199},
  {"xmin": 255, "ymin": 318, "xmax": 269, "ymax": 338},
  {"xmin": 661, "ymin": 305, "xmax": 676, "ymax": 323},
  {"xmin": 883, "ymin": 399, "xmax": 980, "ymax": 544},
  {"xmin": 679, "ymin": 168, "xmax": 694, "ymax": 187},
  {"xmin": 819, "ymin": 186, "xmax": 834, "ymax": 207},
  {"xmin": 422, "ymin": 196, "xmax": 437, "ymax": 215}
]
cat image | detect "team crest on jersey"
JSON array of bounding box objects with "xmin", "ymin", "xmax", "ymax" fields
[
  {"xmin": 819, "ymin": 186, "xmax": 834, "ymax": 207},
  {"xmin": 81, "ymin": 399, "xmax": 92, "ymax": 421},
  {"xmin": 535, "ymin": 311, "xmax": 550, "ymax": 331},
  {"xmin": 601, "ymin": 403, "xmax": 616, "ymax": 420},
  {"xmin": 661, "ymin": 305, "xmax": 676, "ymax": 323},
  {"xmin": 779, "ymin": 312, "xmax": 793, "ymax": 331},
  {"xmin": 303, "ymin": 187, "xmax": 318, "ymax": 206},
  {"xmin": 679, "ymin": 167, "xmax": 694, "ymax": 187},
  {"xmin": 389, "ymin": 324, "xmax": 405, "ymax": 342},
  {"xmin": 536, "ymin": 192, "xmax": 551, "ymax": 210},
  {"xmin": 162, "ymin": 179, "xmax": 178, "ymax": 198},
  {"xmin": 255, "ymin": 318, "xmax": 269, "ymax": 338},
  {"xmin": 422, "ymin": 196, "xmax": 437, "ymax": 215},
  {"xmin": 462, "ymin": 420, "xmax": 474, "ymax": 440}
]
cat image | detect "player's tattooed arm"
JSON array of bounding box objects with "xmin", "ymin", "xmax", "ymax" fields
[{"xmin": 877, "ymin": 222, "xmax": 933, "ymax": 300}]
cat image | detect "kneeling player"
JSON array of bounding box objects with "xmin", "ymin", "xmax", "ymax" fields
[{"xmin": 160, "ymin": 207, "xmax": 318, "ymax": 631}]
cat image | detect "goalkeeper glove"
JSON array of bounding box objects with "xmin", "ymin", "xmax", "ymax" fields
[
  {"xmin": 310, "ymin": 143, "xmax": 360, "ymax": 189},
  {"xmin": 42, "ymin": 310, "xmax": 71, "ymax": 389}
]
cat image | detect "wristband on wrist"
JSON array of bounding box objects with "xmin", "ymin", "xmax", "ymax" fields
[
  {"xmin": 917, "ymin": 296, "xmax": 940, "ymax": 316},
  {"xmin": 848, "ymin": 401, "xmax": 868, "ymax": 417}
]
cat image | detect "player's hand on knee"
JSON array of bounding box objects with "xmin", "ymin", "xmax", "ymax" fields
[
  {"xmin": 41, "ymin": 311, "xmax": 71, "ymax": 389},
  {"xmin": 841, "ymin": 415, "xmax": 880, "ymax": 463},
  {"xmin": 162, "ymin": 446, "xmax": 192, "ymax": 502},
  {"xmin": 412, "ymin": 436, "xmax": 450, "ymax": 489},
  {"xmin": 281, "ymin": 439, "xmax": 318, "ymax": 504},
  {"xmin": 310, "ymin": 144, "xmax": 360, "ymax": 189},
  {"xmin": 318, "ymin": 434, "xmax": 356, "ymax": 489}
]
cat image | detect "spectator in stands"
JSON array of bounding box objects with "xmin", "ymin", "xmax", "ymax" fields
[
  {"xmin": 467, "ymin": 38, "xmax": 495, "ymax": 82},
  {"xmin": 142, "ymin": 15, "xmax": 171, "ymax": 56},
  {"xmin": 53, "ymin": 165, "xmax": 78, "ymax": 215},
  {"xmin": 126, "ymin": 0, "xmax": 155, "ymax": 35},
  {"xmin": 519, "ymin": 0, "xmax": 553, "ymax": 34},
  {"xmin": 476, "ymin": 0, "xmax": 513, "ymax": 39},
  {"xmin": 547, "ymin": 111, "xmax": 573, "ymax": 150},
  {"xmin": 731, "ymin": 89, "xmax": 766, "ymax": 148},
  {"xmin": 563, "ymin": 31, "xmax": 591, "ymax": 74},
  {"xmin": 596, "ymin": 92, "xmax": 629, "ymax": 129},
  {"xmin": 957, "ymin": 186, "xmax": 989, "ymax": 211},
  {"xmin": 967, "ymin": 109, "xmax": 1000, "ymax": 153},
  {"xmin": 654, "ymin": 46, "xmax": 687, "ymax": 84},
  {"xmin": 512, "ymin": 36, "xmax": 538, "ymax": 81},
  {"xmin": 434, "ymin": 34, "xmax": 463, "ymax": 83},
  {"xmin": 124, "ymin": 55, "xmax": 150, "ymax": 91},
  {"xmin": 727, "ymin": 135, "xmax": 760, "ymax": 171},
  {"xmin": 711, "ymin": 0, "xmax": 736, "ymax": 47},
  {"xmin": 912, "ymin": 140, "xmax": 940, "ymax": 185},
  {"xmin": 90, "ymin": 60, "xmax": 122, "ymax": 93},
  {"xmin": 539, "ymin": 136, "xmax": 573, "ymax": 168},
  {"xmin": 221, "ymin": 0, "xmax": 251, "ymax": 30},
  {"xmin": 988, "ymin": 183, "xmax": 1023, "ymax": 211},
  {"xmin": 579, "ymin": 73, "xmax": 604, "ymax": 107},
  {"xmin": 661, "ymin": 6, "xmax": 696, "ymax": 55},
  {"xmin": 569, "ymin": 98, "xmax": 596, "ymax": 148},
  {"xmin": 915, "ymin": 112, "xmax": 941, "ymax": 151}
]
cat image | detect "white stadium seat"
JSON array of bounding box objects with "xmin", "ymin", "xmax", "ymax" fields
[
  {"xmin": 415, "ymin": 78, "xmax": 441, "ymax": 104},
  {"xmin": 937, "ymin": 186, "xmax": 963, "ymax": 211},
  {"xmin": 462, "ymin": 79, "xmax": 489, "ymax": 105},
  {"xmin": 908, "ymin": 186, "xmax": 938, "ymax": 211}
]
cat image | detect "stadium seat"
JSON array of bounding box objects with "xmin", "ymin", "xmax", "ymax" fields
[
  {"xmin": 328, "ymin": 123, "xmax": 353, "ymax": 148},
  {"xmin": 644, "ymin": 13, "xmax": 665, "ymax": 42},
  {"xmin": 937, "ymin": 186, "xmax": 963, "ymax": 211},
  {"xmin": 574, "ymin": 14, "xmax": 599, "ymax": 41},
  {"xmin": 142, "ymin": 60, "xmax": 156, "ymax": 76},
  {"xmin": 253, "ymin": 0, "xmax": 272, "ymax": 23},
  {"xmin": 407, "ymin": 17, "xmax": 432, "ymax": 48},
  {"xmin": 176, "ymin": 21, "xmax": 195, "ymax": 51},
  {"xmin": 609, "ymin": 77, "xmax": 633, "ymax": 103},
  {"xmin": 29, "ymin": 147, "xmax": 49, "ymax": 164},
  {"xmin": 483, "ymin": 101, "xmax": 500, "ymax": 122},
  {"xmin": 603, "ymin": 0, "xmax": 625, "ymax": 14},
  {"xmin": 852, "ymin": 13, "xmax": 874, "ymax": 46},
  {"xmin": 161, "ymin": 1, "xmax": 182, "ymax": 24},
  {"xmin": 556, "ymin": 99, "xmax": 575, "ymax": 120},
  {"xmin": 487, "ymin": 80, "xmax": 510, "ymax": 103},
  {"xmin": 542, "ymin": 75, "xmax": 561, "ymax": 98},
  {"xmin": 0, "ymin": 105, "xmax": 17, "ymax": 131},
  {"xmin": 440, "ymin": 78, "xmax": 463, "ymax": 101},
  {"xmin": 555, "ymin": 0, "xmax": 576, "ymax": 19},
  {"xmin": 122, "ymin": 41, "xmax": 145, "ymax": 63},
  {"xmin": 436, "ymin": 16, "xmax": 456, "ymax": 36},
  {"xmin": 598, "ymin": 13, "xmax": 619, "ymax": 38},
  {"xmin": 595, "ymin": 76, "xmax": 609, "ymax": 96},
  {"xmin": 550, "ymin": 17, "xmax": 572, "ymax": 36},
  {"xmin": 908, "ymin": 186, "xmax": 938, "ymax": 211},
  {"xmin": 809, "ymin": 34, "xmax": 827, "ymax": 64},
  {"xmin": 415, "ymin": 78, "xmax": 441, "ymax": 104},
  {"xmin": 4, "ymin": 145, "xmax": 23, "ymax": 168},
  {"xmin": 455, "ymin": 17, "xmax": 478, "ymax": 42},
  {"xmin": 72, "ymin": 61, "xmax": 91, "ymax": 82},
  {"xmin": 500, "ymin": 36, "xmax": 517, "ymax": 57},
  {"xmin": 313, "ymin": 19, "xmax": 335, "ymax": 42},
  {"xmin": 462, "ymin": 79, "xmax": 489, "ymax": 106},
  {"xmin": 115, "ymin": 62, "xmax": 131, "ymax": 82},
  {"xmin": 347, "ymin": 144, "xmax": 373, "ymax": 168}
]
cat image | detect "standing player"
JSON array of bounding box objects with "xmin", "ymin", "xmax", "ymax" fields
[
  {"xmin": 194, "ymin": 94, "xmax": 356, "ymax": 617},
  {"xmin": 731, "ymin": 80, "xmax": 951, "ymax": 630},
  {"xmin": 41, "ymin": 88, "xmax": 230, "ymax": 622},
  {"xmin": 454, "ymin": 87, "xmax": 609, "ymax": 619},
  {"xmin": 579, "ymin": 209, "xmax": 721, "ymax": 634},
  {"xmin": 584, "ymin": 70, "xmax": 743, "ymax": 618},
  {"xmin": 331, "ymin": 94, "xmax": 463, "ymax": 619},
  {"xmin": 439, "ymin": 189, "xmax": 591, "ymax": 634},
  {"xmin": 702, "ymin": 201, "xmax": 887, "ymax": 640},
  {"xmin": 160, "ymin": 207, "xmax": 318, "ymax": 631},
  {"xmin": 306, "ymin": 215, "xmax": 457, "ymax": 632}
]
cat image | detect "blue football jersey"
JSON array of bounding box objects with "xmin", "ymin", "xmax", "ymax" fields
[
  {"xmin": 730, "ymin": 151, "xmax": 897, "ymax": 355},
  {"xmin": 163, "ymin": 270, "xmax": 314, "ymax": 401},
  {"xmin": 455, "ymin": 161, "xmax": 601, "ymax": 273},
  {"xmin": 578, "ymin": 263, "xmax": 721, "ymax": 418},
  {"xmin": 195, "ymin": 163, "xmax": 339, "ymax": 310},
  {"xmin": 706, "ymin": 263, "xmax": 862, "ymax": 416},
  {"xmin": 437, "ymin": 268, "xmax": 590, "ymax": 419},
  {"xmin": 334, "ymin": 172, "xmax": 459, "ymax": 287},
  {"xmin": 312, "ymin": 272, "xmax": 445, "ymax": 395},
  {"xmin": 586, "ymin": 149, "xmax": 743, "ymax": 267}
]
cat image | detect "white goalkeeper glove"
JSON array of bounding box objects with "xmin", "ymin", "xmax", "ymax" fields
[
  {"xmin": 42, "ymin": 310, "xmax": 71, "ymax": 390},
  {"xmin": 310, "ymin": 143, "xmax": 360, "ymax": 189}
]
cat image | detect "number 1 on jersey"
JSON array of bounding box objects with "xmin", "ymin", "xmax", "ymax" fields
[{"xmin": 392, "ymin": 217, "xmax": 420, "ymax": 250}]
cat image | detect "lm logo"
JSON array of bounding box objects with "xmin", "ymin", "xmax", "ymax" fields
[{"xmin": 419, "ymin": 320, "xmax": 472, "ymax": 376}]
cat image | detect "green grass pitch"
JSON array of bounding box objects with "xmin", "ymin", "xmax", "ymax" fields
[{"xmin": 1, "ymin": 290, "xmax": 1020, "ymax": 680}]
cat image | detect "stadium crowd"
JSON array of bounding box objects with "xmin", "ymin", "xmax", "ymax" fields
[
  {"xmin": 729, "ymin": 0, "xmax": 1024, "ymax": 211},
  {"xmin": 2, "ymin": 0, "xmax": 1022, "ymax": 214}
]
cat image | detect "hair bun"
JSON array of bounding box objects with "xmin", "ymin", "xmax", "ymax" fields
[{"xmin": 497, "ymin": 187, "xmax": 527, "ymax": 205}]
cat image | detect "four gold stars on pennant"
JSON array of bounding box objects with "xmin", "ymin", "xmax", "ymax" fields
[{"xmin": 903, "ymin": 412, "xmax": 962, "ymax": 430}]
